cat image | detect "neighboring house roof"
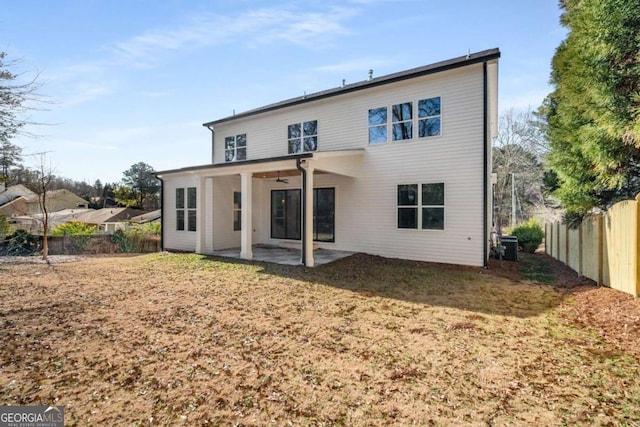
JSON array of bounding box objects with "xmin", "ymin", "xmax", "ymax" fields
[
  {"xmin": 0, "ymin": 196, "xmax": 28, "ymax": 217},
  {"xmin": 74, "ymin": 207, "xmax": 147, "ymax": 224},
  {"xmin": 203, "ymin": 48, "xmax": 500, "ymax": 127},
  {"xmin": 129, "ymin": 209, "xmax": 161, "ymax": 224},
  {"xmin": 48, "ymin": 189, "xmax": 89, "ymax": 204},
  {"xmin": 29, "ymin": 209, "xmax": 94, "ymax": 227},
  {"xmin": 0, "ymin": 184, "xmax": 37, "ymax": 206}
]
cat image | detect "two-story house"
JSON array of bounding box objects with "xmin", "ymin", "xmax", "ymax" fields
[{"xmin": 157, "ymin": 48, "xmax": 499, "ymax": 267}]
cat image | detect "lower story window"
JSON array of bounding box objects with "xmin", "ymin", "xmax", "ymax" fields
[
  {"xmin": 187, "ymin": 187, "xmax": 197, "ymax": 232},
  {"xmin": 271, "ymin": 188, "xmax": 335, "ymax": 242},
  {"xmin": 233, "ymin": 191, "xmax": 241, "ymax": 231},
  {"xmin": 421, "ymin": 183, "xmax": 444, "ymax": 230},
  {"xmin": 176, "ymin": 188, "xmax": 185, "ymax": 231},
  {"xmin": 397, "ymin": 183, "xmax": 444, "ymax": 230},
  {"xmin": 176, "ymin": 187, "xmax": 197, "ymax": 232}
]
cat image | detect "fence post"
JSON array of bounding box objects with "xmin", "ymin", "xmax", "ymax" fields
[
  {"xmin": 636, "ymin": 194, "xmax": 640, "ymax": 296},
  {"xmin": 597, "ymin": 214, "xmax": 603, "ymax": 285},
  {"xmin": 578, "ymin": 222, "xmax": 583, "ymax": 277}
]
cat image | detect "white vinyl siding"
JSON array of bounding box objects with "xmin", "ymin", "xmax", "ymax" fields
[
  {"xmin": 163, "ymin": 62, "xmax": 491, "ymax": 266},
  {"xmin": 163, "ymin": 175, "xmax": 200, "ymax": 252}
]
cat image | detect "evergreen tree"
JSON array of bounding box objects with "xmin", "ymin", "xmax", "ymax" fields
[
  {"xmin": 120, "ymin": 162, "xmax": 160, "ymax": 209},
  {"xmin": 544, "ymin": 0, "xmax": 640, "ymax": 217},
  {"xmin": 0, "ymin": 140, "xmax": 22, "ymax": 182}
]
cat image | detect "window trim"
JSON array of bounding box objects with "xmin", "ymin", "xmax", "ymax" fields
[
  {"xmin": 368, "ymin": 106, "xmax": 388, "ymax": 144},
  {"xmin": 417, "ymin": 96, "xmax": 442, "ymax": 139},
  {"xmin": 396, "ymin": 184, "xmax": 418, "ymax": 229},
  {"xmin": 185, "ymin": 187, "xmax": 198, "ymax": 232},
  {"xmin": 421, "ymin": 182, "xmax": 445, "ymax": 230},
  {"xmin": 176, "ymin": 188, "xmax": 185, "ymax": 231},
  {"xmin": 368, "ymin": 96, "xmax": 443, "ymax": 145},
  {"xmin": 233, "ymin": 191, "xmax": 241, "ymax": 231},
  {"xmin": 288, "ymin": 120, "xmax": 318, "ymax": 154},
  {"xmin": 391, "ymin": 102, "xmax": 413, "ymax": 141},
  {"xmin": 224, "ymin": 133, "xmax": 247, "ymax": 162},
  {"xmin": 396, "ymin": 182, "xmax": 445, "ymax": 231}
]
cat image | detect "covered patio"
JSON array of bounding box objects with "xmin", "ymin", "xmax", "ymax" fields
[
  {"xmin": 209, "ymin": 245, "xmax": 355, "ymax": 266},
  {"xmin": 171, "ymin": 149, "xmax": 365, "ymax": 267}
]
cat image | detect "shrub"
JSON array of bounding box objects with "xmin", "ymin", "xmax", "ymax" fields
[
  {"xmin": 110, "ymin": 224, "xmax": 159, "ymax": 253},
  {"xmin": 51, "ymin": 221, "xmax": 96, "ymax": 237},
  {"xmin": 0, "ymin": 213, "xmax": 9, "ymax": 238},
  {"xmin": 508, "ymin": 220, "xmax": 544, "ymax": 253},
  {"xmin": 1, "ymin": 229, "xmax": 38, "ymax": 256},
  {"xmin": 51, "ymin": 221, "xmax": 96, "ymax": 254}
]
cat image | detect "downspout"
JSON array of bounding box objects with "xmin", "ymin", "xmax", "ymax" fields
[
  {"xmin": 204, "ymin": 124, "xmax": 215, "ymax": 163},
  {"xmin": 296, "ymin": 157, "xmax": 307, "ymax": 266},
  {"xmin": 482, "ymin": 61, "xmax": 489, "ymax": 268},
  {"xmin": 156, "ymin": 175, "xmax": 165, "ymax": 252}
]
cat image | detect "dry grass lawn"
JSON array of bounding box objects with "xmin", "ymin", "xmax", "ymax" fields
[{"xmin": 1, "ymin": 253, "xmax": 639, "ymax": 426}]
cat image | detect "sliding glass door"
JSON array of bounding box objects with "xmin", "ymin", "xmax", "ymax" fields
[{"xmin": 271, "ymin": 188, "xmax": 335, "ymax": 242}]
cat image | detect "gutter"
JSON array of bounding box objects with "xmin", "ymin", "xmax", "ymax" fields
[
  {"xmin": 204, "ymin": 49, "xmax": 500, "ymax": 127},
  {"xmin": 482, "ymin": 61, "xmax": 489, "ymax": 268},
  {"xmin": 204, "ymin": 124, "xmax": 215, "ymax": 163},
  {"xmin": 296, "ymin": 157, "xmax": 306, "ymax": 266}
]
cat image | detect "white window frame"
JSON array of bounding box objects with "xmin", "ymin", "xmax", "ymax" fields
[
  {"xmin": 396, "ymin": 183, "xmax": 445, "ymax": 231},
  {"xmin": 418, "ymin": 96, "xmax": 442, "ymax": 138},
  {"xmin": 176, "ymin": 188, "xmax": 185, "ymax": 231},
  {"xmin": 368, "ymin": 106, "xmax": 388, "ymax": 144},
  {"xmin": 288, "ymin": 120, "xmax": 318, "ymax": 154},
  {"xmin": 368, "ymin": 96, "xmax": 442, "ymax": 145},
  {"xmin": 421, "ymin": 183, "xmax": 445, "ymax": 230},
  {"xmin": 187, "ymin": 187, "xmax": 197, "ymax": 232},
  {"xmin": 391, "ymin": 102, "xmax": 413, "ymax": 141},
  {"xmin": 233, "ymin": 191, "xmax": 241, "ymax": 231},
  {"xmin": 224, "ymin": 134, "xmax": 247, "ymax": 162}
]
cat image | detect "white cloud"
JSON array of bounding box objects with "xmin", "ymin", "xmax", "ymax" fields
[
  {"xmin": 107, "ymin": 6, "xmax": 357, "ymax": 67},
  {"xmin": 43, "ymin": 62, "xmax": 115, "ymax": 108}
]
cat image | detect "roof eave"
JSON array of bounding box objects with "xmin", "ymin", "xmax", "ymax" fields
[{"xmin": 202, "ymin": 48, "xmax": 500, "ymax": 127}]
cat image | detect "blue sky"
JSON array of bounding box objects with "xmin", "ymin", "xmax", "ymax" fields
[{"xmin": 3, "ymin": 0, "xmax": 565, "ymax": 184}]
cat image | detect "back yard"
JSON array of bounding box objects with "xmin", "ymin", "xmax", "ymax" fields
[{"xmin": 0, "ymin": 253, "xmax": 639, "ymax": 426}]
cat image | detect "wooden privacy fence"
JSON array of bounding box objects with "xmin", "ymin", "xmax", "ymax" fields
[
  {"xmin": 545, "ymin": 194, "xmax": 640, "ymax": 297},
  {"xmin": 44, "ymin": 234, "xmax": 161, "ymax": 255}
]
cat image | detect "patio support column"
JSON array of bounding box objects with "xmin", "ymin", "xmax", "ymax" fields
[
  {"xmin": 304, "ymin": 163, "xmax": 314, "ymax": 267},
  {"xmin": 240, "ymin": 172, "xmax": 253, "ymax": 260},
  {"xmin": 195, "ymin": 176, "xmax": 207, "ymax": 253}
]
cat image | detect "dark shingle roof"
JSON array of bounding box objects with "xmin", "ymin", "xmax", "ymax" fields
[{"xmin": 203, "ymin": 48, "xmax": 500, "ymax": 127}]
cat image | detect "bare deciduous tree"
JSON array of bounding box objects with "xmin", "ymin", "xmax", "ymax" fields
[{"xmin": 33, "ymin": 152, "xmax": 55, "ymax": 261}]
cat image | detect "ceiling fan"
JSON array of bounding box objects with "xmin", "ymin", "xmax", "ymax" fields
[{"xmin": 275, "ymin": 171, "xmax": 289, "ymax": 184}]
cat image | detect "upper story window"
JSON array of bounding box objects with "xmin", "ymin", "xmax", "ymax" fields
[
  {"xmin": 288, "ymin": 120, "xmax": 318, "ymax": 154},
  {"xmin": 418, "ymin": 97, "xmax": 441, "ymax": 137},
  {"xmin": 369, "ymin": 97, "xmax": 441, "ymax": 144},
  {"xmin": 392, "ymin": 102, "xmax": 413, "ymax": 141},
  {"xmin": 225, "ymin": 134, "xmax": 247, "ymax": 162},
  {"xmin": 368, "ymin": 107, "xmax": 387, "ymax": 144}
]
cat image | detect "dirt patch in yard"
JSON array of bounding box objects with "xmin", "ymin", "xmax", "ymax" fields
[
  {"xmin": 0, "ymin": 253, "xmax": 639, "ymax": 426},
  {"xmin": 489, "ymin": 251, "xmax": 640, "ymax": 362}
]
